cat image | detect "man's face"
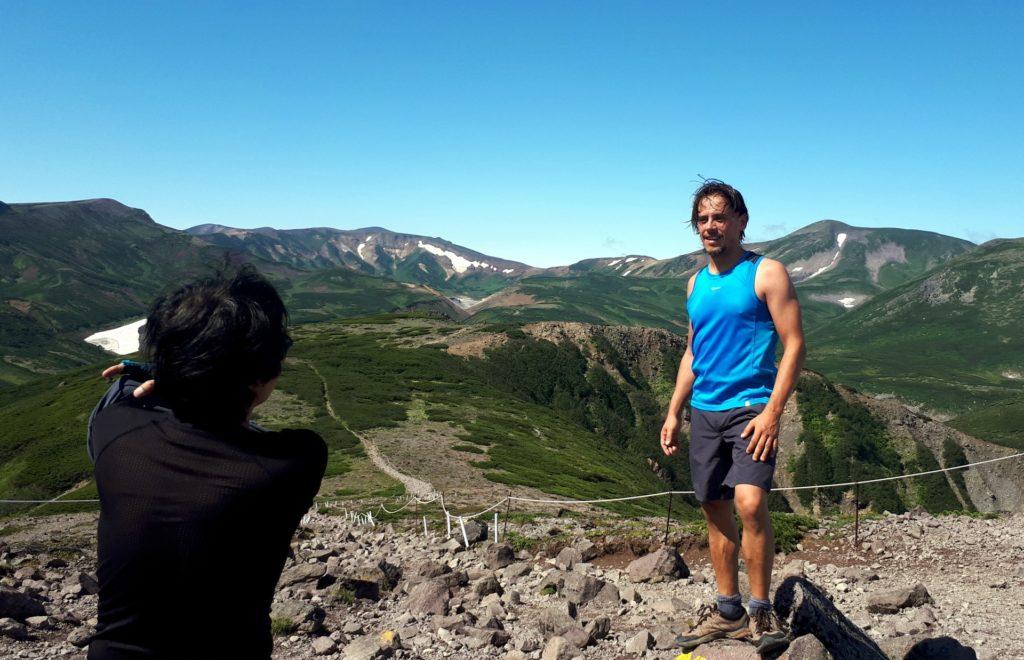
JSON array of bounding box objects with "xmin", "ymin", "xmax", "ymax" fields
[{"xmin": 695, "ymin": 194, "xmax": 747, "ymax": 256}]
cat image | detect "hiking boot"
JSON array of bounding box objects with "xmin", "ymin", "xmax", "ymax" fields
[
  {"xmin": 675, "ymin": 603, "xmax": 750, "ymax": 651},
  {"xmin": 748, "ymin": 607, "xmax": 790, "ymax": 655}
]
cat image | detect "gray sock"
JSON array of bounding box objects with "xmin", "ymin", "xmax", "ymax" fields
[
  {"xmin": 716, "ymin": 593, "xmax": 744, "ymax": 620},
  {"xmin": 747, "ymin": 597, "xmax": 772, "ymax": 616}
]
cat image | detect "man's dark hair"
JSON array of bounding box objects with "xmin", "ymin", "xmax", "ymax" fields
[
  {"xmin": 142, "ymin": 265, "xmax": 291, "ymax": 427},
  {"xmin": 690, "ymin": 179, "xmax": 749, "ymax": 241}
]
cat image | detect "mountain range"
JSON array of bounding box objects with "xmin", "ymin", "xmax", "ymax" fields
[{"xmin": 1, "ymin": 198, "xmax": 1020, "ymax": 421}]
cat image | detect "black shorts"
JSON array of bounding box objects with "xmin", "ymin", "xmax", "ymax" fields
[{"xmin": 689, "ymin": 403, "xmax": 776, "ymax": 502}]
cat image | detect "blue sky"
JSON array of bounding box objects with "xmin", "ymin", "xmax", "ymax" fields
[{"xmin": 2, "ymin": 1, "xmax": 1021, "ymax": 266}]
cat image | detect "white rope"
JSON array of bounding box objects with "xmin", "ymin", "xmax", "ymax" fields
[{"xmin": 3, "ymin": 452, "xmax": 1018, "ymax": 514}]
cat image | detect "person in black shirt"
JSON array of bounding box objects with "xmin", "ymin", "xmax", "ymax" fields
[{"xmin": 87, "ymin": 267, "xmax": 327, "ymax": 659}]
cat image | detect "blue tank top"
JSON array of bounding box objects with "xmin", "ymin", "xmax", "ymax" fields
[{"xmin": 686, "ymin": 251, "xmax": 778, "ymax": 411}]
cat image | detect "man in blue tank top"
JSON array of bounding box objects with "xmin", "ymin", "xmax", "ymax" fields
[{"xmin": 660, "ymin": 180, "xmax": 806, "ymax": 655}]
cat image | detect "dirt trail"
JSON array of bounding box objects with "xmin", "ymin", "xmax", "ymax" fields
[{"xmin": 307, "ymin": 363, "xmax": 436, "ymax": 499}]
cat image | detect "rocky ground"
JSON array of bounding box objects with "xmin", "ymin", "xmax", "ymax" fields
[{"xmin": 0, "ymin": 507, "xmax": 1021, "ymax": 659}]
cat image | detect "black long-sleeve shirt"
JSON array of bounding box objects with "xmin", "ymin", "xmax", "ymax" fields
[{"xmin": 87, "ymin": 380, "xmax": 327, "ymax": 659}]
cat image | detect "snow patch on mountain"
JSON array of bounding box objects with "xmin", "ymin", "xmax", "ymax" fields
[
  {"xmin": 417, "ymin": 241, "xmax": 495, "ymax": 274},
  {"xmin": 803, "ymin": 232, "xmax": 849, "ymax": 281},
  {"xmin": 84, "ymin": 319, "xmax": 146, "ymax": 355}
]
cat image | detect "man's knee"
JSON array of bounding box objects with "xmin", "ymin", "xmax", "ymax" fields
[
  {"xmin": 701, "ymin": 498, "xmax": 733, "ymax": 522},
  {"xmin": 734, "ymin": 486, "xmax": 768, "ymax": 526}
]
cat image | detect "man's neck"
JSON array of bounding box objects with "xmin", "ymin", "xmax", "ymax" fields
[{"xmin": 707, "ymin": 244, "xmax": 746, "ymax": 274}]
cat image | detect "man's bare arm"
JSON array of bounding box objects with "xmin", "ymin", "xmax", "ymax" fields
[
  {"xmin": 742, "ymin": 258, "xmax": 806, "ymax": 461},
  {"xmin": 661, "ymin": 275, "xmax": 697, "ymax": 457}
]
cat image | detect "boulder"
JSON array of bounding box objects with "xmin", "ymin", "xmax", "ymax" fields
[
  {"xmin": 865, "ymin": 584, "xmax": 933, "ymax": 614},
  {"xmin": 311, "ymin": 635, "xmax": 338, "ymax": 655},
  {"xmin": 537, "ymin": 602, "xmax": 578, "ymax": 637},
  {"xmin": 406, "ymin": 579, "xmax": 450, "ymax": 616},
  {"xmin": 780, "ymin": 634, "xmax": 832, "ymax": 659},
  {"xmin": 624, "ymin": 630, "xmax": 653, "ymax": 655},
  {"xmin": 67, "ymin": 627, "xmax": 93, "ymax": 648},
  {"xmin": 78, "ymin": 572, "xmax": 100, "ymax": 595},
  {"xmin": 574, "ymin": 539, "xmax": 599, "ymax": 562},
  {"xmin": 278, "ymin": 562, "xmax": 326, "ymax": 588},
  {"xmin": 0, "ymin": 617, "xmax": 28, "ymax": 640},
  {"xmin": 626, "ymin": 546, "xmax": 689, "ymax": 583},
  {"xmin": 473, "ymin": 575, "xmax": 503, "ymax": 598},
  {"xmin": 343, "ymin": 631, "xmax": 399, "ymax": 660},
  {"xmin": 881, "ymin": 635, "xmax": 976, "ymax": 660},
  {"xmin": 692, "ymin": 639, "xmax": 759, "ymax": 659},
  {"xmin": 555, "ymin": 547, "xmax": 582, "ymax": 570},
  {"xmin": 562, "ymin": 573, "xmax": 605, "ymax": 606},
  {"xmin": 270, "ymin": 600, "xmax": 326, "ymax": 634},
  {"xmin": 462, "ymin": 519, "xmax": 488, "ymax": 545},
  {"xmin": 485, "ymin": 543, "xmax": 515, "ymax": 570},
  {"xmin": 0, "ymin": 587, "xmax": 46, "ymax": 620},
  {"xmin": 583, "ymin": 616, "xmax": 610, "ymax": 641},
  {"xmin": 541, "ymin": 636, "xmax": 575, "ymax": 660},
  {"xmin": 774, "ymin": 576, "xmax": 886, "ymax": 660}
]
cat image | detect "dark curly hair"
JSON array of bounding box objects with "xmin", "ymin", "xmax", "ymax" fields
[
  {"xmin": 142, "ymin": 265, "xmax": 291, "ymax": 428},
  {"xmin": 690, "ymin": 179, "xmax": 749, "ymax": 241}
]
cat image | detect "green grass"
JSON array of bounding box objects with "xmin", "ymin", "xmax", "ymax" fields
[
  {"xmin": 948, "ymin": 394, "xmax": 1024, "ymax": 450},
  {"xmin": 270, "ymin": 618, "xmax": 298, "ymax": 637}
]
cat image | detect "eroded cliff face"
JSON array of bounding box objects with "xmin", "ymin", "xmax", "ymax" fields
[
  {"xmin": 846, "ymin": 389, "xmax": 1023, "ymax": 513},
  {"xmin": 522, "ymin": 321, "xmax": 685, "ymax": 385}
]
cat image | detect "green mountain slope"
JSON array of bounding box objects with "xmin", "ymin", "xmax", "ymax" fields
[
  {"xmin": 468, "ymin": 274, "xmax": 688, "ymax": 334},
  {"xmin": 0, "ymin": 199, "xmax": 233, "ymax": 383},
  {"xmin": 0, "ymin": 200, "xmax": 461, "ymax": 386},
  {"xmin": 5, "ymin": 315, "xmax": 1015, "ymax": 520},
  {"xmin": 807, "ymin": 238, "xmax": 1024, "ymax": 414}
]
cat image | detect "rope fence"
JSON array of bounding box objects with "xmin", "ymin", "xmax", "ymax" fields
[{"xmin": 4, "ymin": 451, "xmax": 1022, "ymax": 547}]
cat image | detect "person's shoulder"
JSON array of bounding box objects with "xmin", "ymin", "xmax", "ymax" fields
[
  {"xmin": 686, "ymin": 271, "xmax": 699, "ymax": 296},
  {"xmin": 754, "ymin": 257, "xmax": 789, "ymax": 280},
  {"xmin": 269, "ymin": 428, "xmax": 328, "ymax": 468}
]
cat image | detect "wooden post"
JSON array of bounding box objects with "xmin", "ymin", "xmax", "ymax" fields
[
  {"xmin": 854, "ymin": 480, "xmax": 860, "ymax": 548},
  {"xmin": 663, "ymin": 492, "xmax": 673, "ymax": 545},
  {"xmin": 503, "ymin": 491, "xmax": 512, "ymax": 539}
]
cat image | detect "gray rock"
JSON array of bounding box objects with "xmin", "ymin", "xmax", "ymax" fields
[
  {"xmin": 692, "ymin": 638, "xmax": 760, "ymax": 658},
  {"xmin": 68, "ymin": 627, "xmax": 93, "ymax": 648},
  {"xmin": 775, "ymin": 576, "xmax": 886, "ymax": 660},
  {"xmin": 537, "ymin": 602, "xmax": 578, "ymax": 637},
  {"xmin": 343, "ymin": 632, "xmax": 396, "ymax": 660},
  {"xmin": 485, "ymin": 543, "xmax": 515, "ymax": 570},
  {"xmin": 865, "ymin": 584, "xmax": 933, "ymax": 614},
  {"xmin": 463, "ymin": 519, "xmax": 488, "ymax": 545},
  {"xmin": 503, "ymin": 562, "xmax": 533, "ymax": 579},
  {"xmin": 626, "ymin": 546, "xmax": 689, "ymax": 583},
  {"xmin": 541, "ymin": 635, "xmax": 575, "ymax": 660},
  {"xmin": 651, "ymin": 625, "xmax": 678, "ymax": 650},
  {"xmin": 406, "ymin": 579, "xmax": 450, "ymax": 616},
  {"xmin": 312, "ymin": 635, "xmax": 338, "ymax": 655},
  {"xmin": 625, "ymin": 630, "xmax": 653, "ymax": 654},
  {"xmin": 780, "ymin": 634, "xmax": 832, "ymax": 659},
  {"xmin": 0, "ymin": 617, "xmax": 28, "ymax": 640},
  {"xmin": 562, "ymin": 573, "xmax": 605, "ymax": 606},
  {"xmin": 593, "ymin": 582, "xmax": 620, "ymax": 605},
  {"xmin": 474, "ymin": 575, "xmax": 503, "ymax": 598},
  {"xmin": 78, "ymin": 572, "xmax": 100, "ymax": 595},
  {"xmin": 583, "ymin": 616, "xmax": 610, "ymax": 641},
  {"xmin": 24, "ymin": 615, "xmax": 55, "ymax": 629},
  {"xmin": 574, "ymin": 539, "xmax": 599, "ymax": 562},
  {"xmin": 555, "ymin": 547, "xmax": 582, "ymax": 570},
  {"xmin": 876, "ymin": 634, "xmax": 977, "ymax": 660},
  {"xmin": 278, "ymin": 562, "xmax": 327, "ymax": 588},
  {"xmin": 562, "ymin": 626, "xmax": 591, "ymax": 649},
  {"xmin": 0, "ymin": 587, "xmax": 46, "ymax": 620},
  {"xmin": 270, "ymin": 600, "xmax": 326, "ymax": 634}
]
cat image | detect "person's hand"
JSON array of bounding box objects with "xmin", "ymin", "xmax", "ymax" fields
[
  {"xmin": 101, "ymin": 363, "xmax": 155, "ymax": 398},
  {"xmin": 741, "ymin": 409, "xmax": 781, "ymax": 462},
  {"xmin": 660, "ymin": 415, "xmax": 681, "ymax": 456}
]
